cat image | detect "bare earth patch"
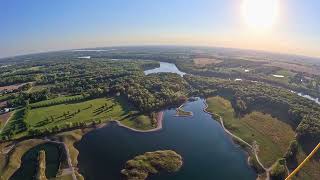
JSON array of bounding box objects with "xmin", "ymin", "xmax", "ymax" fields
[
  {"xmin": 193, "ymin": 58, "xmax": 223, "ymax": 66},
  {"xmin": 0, "ymin": 83, "xmax": 27, "ymax": 91}
]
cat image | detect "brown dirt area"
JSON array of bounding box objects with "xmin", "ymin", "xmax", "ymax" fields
[{"xmin": 193, "ymin": 58, "xmax": 223, "ymax": 66}]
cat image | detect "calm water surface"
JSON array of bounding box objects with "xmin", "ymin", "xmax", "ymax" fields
[
  {"xmin": 144, "ymin": 62, "xmax": 186, "ymax": 76},
  {"xmin": 75, "ymin": 98, "xmax": 256, "ymax": 180},
  {"xmin": 10, "ymin": 142, "xmax": 65, "ymax": 180}
]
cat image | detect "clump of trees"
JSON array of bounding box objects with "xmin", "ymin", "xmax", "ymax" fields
[
  {"xmin": 270, "ymin": 158, "xmax": 288, "ymax": 180},
  {"xmin": 111, "ymin": 73, "xmax": 190, "ymax": 112},
  {"xmin": 7, "ymin": 90, "xmax": 49, "ymax": 107},
  {"xmin": 121, "ymin": 150, "xmax": 183, "ymax": 180}
]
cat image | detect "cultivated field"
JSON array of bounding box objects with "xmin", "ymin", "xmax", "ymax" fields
[
  {"xmin": 266, "ymin": 61, "xmax": 320, "ymax": 75},
  {"xmin": 193, "ymin": 58, "xmax": 223, "ymax": 66}
]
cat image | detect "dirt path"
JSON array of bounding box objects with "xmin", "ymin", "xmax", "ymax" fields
[
  {"xmin": 0, "ymin": 112, "xmax": 13, "ymax": 133},
  {"xmin": 203, "ymin": 100, "xmax": 270, "ymax": 180}
]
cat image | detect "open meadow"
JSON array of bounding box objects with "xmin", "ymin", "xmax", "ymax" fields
[{"xmin": 206, "ymin": 96, "xmax": 296, "ymax": 167}]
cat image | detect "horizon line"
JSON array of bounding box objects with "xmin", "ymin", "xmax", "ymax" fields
[{"xmin": 1, "ymin": 44, "xmax": 319, "ymax": 61}]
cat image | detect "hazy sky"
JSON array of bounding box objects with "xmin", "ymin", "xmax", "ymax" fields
[{"xmin": 0, "ymin": 0, "xmax": 319, "ymax": 58}]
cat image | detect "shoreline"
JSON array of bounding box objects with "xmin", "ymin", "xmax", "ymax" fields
[
  {"xmin": 113, "ymin": 111, "xmax": 164, "ymax": 133},
  {"xmin": 202, "ymin": 99, "xmax": 270, "ymax": 179}
]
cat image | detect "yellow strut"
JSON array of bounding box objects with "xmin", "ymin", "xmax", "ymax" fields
[{"xmin": 285, "ymin": 143, "xmax": 320, "ymax": 180}]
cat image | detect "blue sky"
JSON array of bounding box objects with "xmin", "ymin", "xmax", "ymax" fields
[{"xmin": 0, "ymin": 0, "xmax": 319, "ymax": 58}]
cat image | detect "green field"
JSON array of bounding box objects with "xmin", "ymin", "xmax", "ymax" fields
[
  {"xmin": 26, "ymin": 97, "xmax": 131, "ymax": 129},
  {"xmin": 29, "ymin": 95, "xmax": 84, "ymax": 108},
  {"xmin": 121, "ymin": 114, "xmax": 155, "ymax": 130},
  {"xmin": 28, "ymin": 84, "xmax": 50, "ymax": 93},
  {"xmin": 206, "ymin": 96, "xmax": 295, "ymax": 167},
  {"xmin": 0, "ymin": 95, "xmax": 11, "ymax": 102}
]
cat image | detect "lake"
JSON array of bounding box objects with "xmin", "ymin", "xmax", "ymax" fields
[
  {"xmin": 144, "ymin": 62, "xmax": 186, "ymax": 76},
  {"xmin": 10, "ymin": 142, "xmax": 65, "ymax": 180},
  {"xmin": 75, "ymin": 98, "xmax": 256, "ymax": 180}
]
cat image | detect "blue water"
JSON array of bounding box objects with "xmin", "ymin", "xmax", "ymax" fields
[
  {"xmin": 144, "ymin": 62, "xmax": 186, "ymax": 77},
  {"xmin": 75, "ymin": 98, "xmax": 256, "ymax": 180}
]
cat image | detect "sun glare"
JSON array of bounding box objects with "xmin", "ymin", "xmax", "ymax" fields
[{"xmin": 242, "ymin": 0, "xmax": 279, "ymax": 30}]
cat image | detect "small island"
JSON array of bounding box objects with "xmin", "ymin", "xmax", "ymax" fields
[
  {"xmin": 175, "ymin": 105, "xmax": 193, "ymax": 117},
  {"xmin": 121, "ymin": 150, "xmax": 183, "ymax": 180}
]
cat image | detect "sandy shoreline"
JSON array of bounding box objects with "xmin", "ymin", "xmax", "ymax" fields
[{"xmin": 113, "ymin": 111, "xmax": 164, "ymax": 133}]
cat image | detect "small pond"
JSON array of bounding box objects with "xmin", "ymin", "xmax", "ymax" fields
[{"xmin": 10, "ymin": 142, "xmax": 66, "ymax": 180}]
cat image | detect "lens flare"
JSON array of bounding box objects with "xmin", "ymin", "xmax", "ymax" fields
[{"xmin": 242, "ymin": 0, "xmax": 279, "ymax": 30}]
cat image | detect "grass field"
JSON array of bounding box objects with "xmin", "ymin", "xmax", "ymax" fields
[
  {"xmin": 1, "ymin": 109, "xmax": 28, "ymax": 139},
  {"xmin": 26, "ymin": 97, "xmax": 130, "ymax": 130},
  {"xmin": 29, "ymin": 95, "xmax": 84, "ymax": 108},
  {"xmin": 267, "ymin": 69, "xmax": 296, "ymax": 84},
  {"xmin": 193, "ymin": 58, "xmax": 222, "ymax": 66},
  {"xmin": 0, "ymin": 112, "xmax": 11, "ymax": 130},
  {"xmin": 206, "ymin": 96, "xmax": 296, "ymax": 167},
  {"xmin": 121, "ymin": 114, "xmax": 154, "ymax": 130},
  {"xmin": 0, "ymin": 95, "xmax": 11, "ymax": 102},
  {"xmin": 28, "ymin": 84, "xmax": 50, "ymax": 93},
  {"xmin": 1, "ymin": 96, "xmax": 156, "ymax": 140}
]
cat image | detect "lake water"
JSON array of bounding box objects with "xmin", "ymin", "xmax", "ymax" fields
[
  {"xmin": 297, "ymin": 93, "xmax": 320, "ymax": 105},
  {"xmin": 10, "ymin": 142, "xmax": 65, "ymax": 180},
  {"xmin": 144, "ymin": 62, "xmax": 186, "ymax": 77},
  {"xmin": 75, "ymin": 98, "xmax": 256, "ymax": 180}
]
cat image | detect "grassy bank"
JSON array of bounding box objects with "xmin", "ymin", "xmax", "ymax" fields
[
  {"xmin": 0, "ymin": 139, "xmax": 46, "ymax": 180},
  {"xmin": 1, "ymin": 96, "xmax": 158, "ymax": 140},
  {"xmin": 175, "ymin": 106, "xmax": 192, "ymax": 117},
  {"xmin": 26, "ymin": 97, "xmax": 125, "ymax": 129},
  {"xmin": 206, "ymin": 96, "xmax": 295, "ymax": 167}
]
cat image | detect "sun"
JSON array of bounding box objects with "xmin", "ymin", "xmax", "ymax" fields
[{"xmin": 242, "ymin": 0, "xmax": 279, "ymax": 30}]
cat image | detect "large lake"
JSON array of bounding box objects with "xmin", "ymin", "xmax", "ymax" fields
[
  {"xmin": 144, "ymin": 62, "xmax": 186, "ymax": 76},
  {"xmin": 75, "ymin": 98, "xmax": 256, "ymax": 180}
]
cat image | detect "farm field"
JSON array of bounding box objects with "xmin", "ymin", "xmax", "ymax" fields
[
  {"xmin": 206, "ymin": 96, "xmax": 296, "ymax": 167},
  {"xmin": 193, "ymin": 58, "xmax": 222, "ymax": 66}
]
